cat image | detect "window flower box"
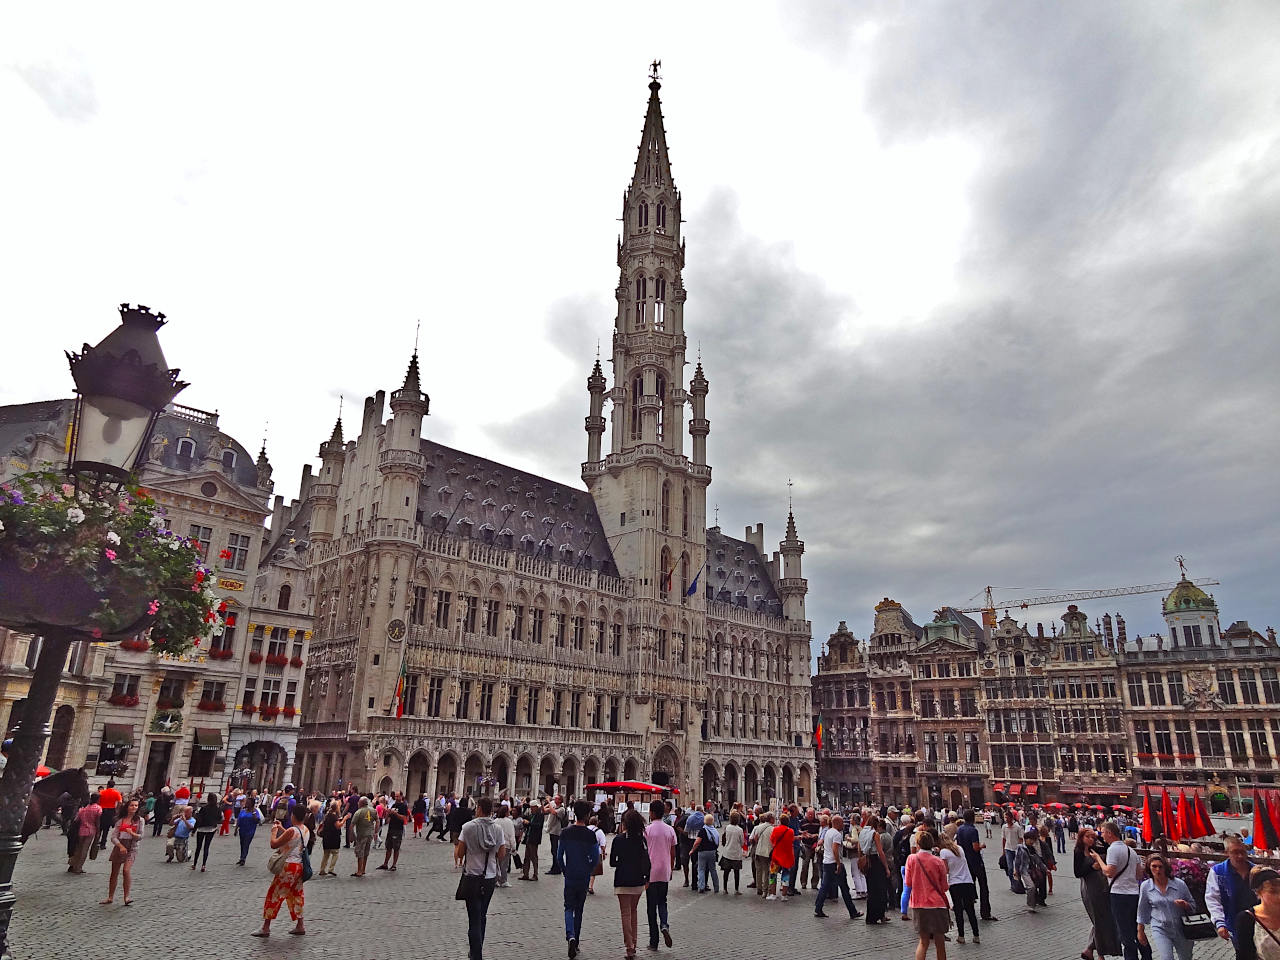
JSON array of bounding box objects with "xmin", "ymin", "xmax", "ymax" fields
[
  {"xmin": 289, "ymin": 656, "xmax": 304, "ymax": 668},
  {"xmin": 259, "ymin": 704, "xmax": 281, "ymax": 719},
  {"xmin": 241, "ymin": 702, "xmax": 256, "ymax": 714},
  {"xmin": 282, "ymin": 705, "xmax": 297, "ymax": 718},
  {"xmin": 1175, "ymin": 754, "xmax": 1197, "ymax": 761},
  {"xmin": 120, "ymin": 638, "xmax": 151, "ymax": 653},
  {"xmin": 156, "ymin": 696, "xmax": 184, "ymax": 710},
  {"xmin": 248, "ymin": 652, "xmax": 263, "ymax": 664},
  {"xmin": 197, "ymin": 698, "xmax": 226, "ymax": 712},
  {"xmin": 265, "ymin": 653, "xmax": 289, "ymax": 667},
  {"xmin": 107, "ymin": 693, "xmax": 140, "ymax": 707},
  {"xmin": 1156, "ymin": 753, "xmax": 1175, "ymax": 760},
  {"xmin": 1136, "ymin": 752, "xmax": 1155, "ymax": 759},
  {"xmin": 209, "ymin": 648, "xmax": 234, "ymax": 660}
]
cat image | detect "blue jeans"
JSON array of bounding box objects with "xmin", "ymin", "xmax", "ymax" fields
[
  {"xmin": 1149, "ymin": 925, "xmax": 1192, "ymax": 960},
  {"xmin": 815, "ymin": 862, "xmax": 859, "ymax": 917},
  {"xmin": 464, "ymin": 877, "xmax": 496, "ymax": 960},
  {"xmin": 564, "ymin": 881, "xmax": 588, "ymax": 941},
  {"xmin": 697, "ymin": 850, "xmax": 718, "ymax": 891},
  {"xmin": 1110, "ymin": 892, "xmax": 1154, "ymax": 960},
  {"xmin": 646, "ymin": 881, "xmax": 669, "ymax": 947},
  {"xmin": 238, "ymin": 829, "xmax": 255, "ymax": 863},
  {"xmin": 901, "ymin": 865, "xmax": 912, "ymax": 915}
]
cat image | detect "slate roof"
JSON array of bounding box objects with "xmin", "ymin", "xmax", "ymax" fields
[
  {"xmin": 0, "ymin": 399, "xmax": 70, "ymax": 462},
  {"xmin": 705, "ymin": 526, "xmax": 781, "ymax": 614},
  {"xmin": 416, "ymin": 439, "xmax": 617, "ymax": 575}
]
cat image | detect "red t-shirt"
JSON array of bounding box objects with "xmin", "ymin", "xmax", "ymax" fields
[{"xmin": 98, "ymin": 787, "xmax": 122, "ymax": 811}]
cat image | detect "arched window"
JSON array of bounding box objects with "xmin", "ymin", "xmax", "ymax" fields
[
  {"xmin": 655, "ymin": 375, "xmax": 666, "ymax": 442},
  {"xmin": 278, "ymin": 584, "xmax": 292, "ymax": 611},
  {"xmin": 656, "ymin": 202, "xmax": 667, "ymax": 229},
  {"xmin": 630, "ymin": 375, "xmax": 643, "ymax": 441},
  {"xmin": 654, "ymin": 276, "xmax": 666, "ymax": 329},
  {"xmin": 637, "ymin": 202, "xmax": 649, "ymax": 229},
  {"xmin": 634, "ymin": 276, "xmax": 646, "ymax": 327},
  {"xmin": 661, "ymin": 481, "xmax": 671, "ymax": 532},
  {"xmin": 681, "ymin": 486, "xmax": 689, "ymax": 537},
  {"xmin": 659, "ymin": 546, "xmax": 672, "ymax": 599}
]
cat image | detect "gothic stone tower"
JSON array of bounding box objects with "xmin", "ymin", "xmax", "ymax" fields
[{"xmin": 584, "ymin": 70, "xmax": 711, "ymax": 788}]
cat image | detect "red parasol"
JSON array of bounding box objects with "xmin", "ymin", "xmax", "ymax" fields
[
  {"xmin": 34, "ymin": 765, "xmax": 51, "ymax": 778},
  {"xmin": 1267, "ymin": 791, "xmax": 1280, "ymax": 847},
  {"xmin": 583, "ymin": 781, "xmax": 679, "ymax": 795},
  {"xmin": 1160, "ymin": 788, "xmax": 1181, "ymax": 845},
  {"xmin": 1177, "ymin": 790, "xmax": 1194, "ymax": 839},
  {"xmin": 1141, "ymin": 786, "xmax": 1155, "ymax": 844},
  {"xmin": 1091, "ymin": 804, "xmax": 1107, "ymax": 811},
  {"xmin": 1252, "ymin": 789, "xmax": 1280, "ymax": 851},
  {"xmin": 1045, "ymin": 802, "xmax": 1068, "ymax": 811},
  {"xmin": 1193, "ymin": 791, "xmax": 1215, "ymax": 839},
  {"xmin": 1111, "ymin": 804, "xmax": 1134, "ymax": 813}
]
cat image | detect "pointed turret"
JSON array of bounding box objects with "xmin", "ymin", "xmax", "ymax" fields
[
  {"xmin": 585, "ymin": 358, "xmax": 608, "ymax": 466},
  {"xmin": 778, "ymin": 509, "xmax": 806, "ymax": 623},
  {"xmin": 391, "ymin": 350, "xmax": 429, "ymax": 413},
  {"xmin": 631, "ymin": 71, "xmax": 674, "ymax": 192}
]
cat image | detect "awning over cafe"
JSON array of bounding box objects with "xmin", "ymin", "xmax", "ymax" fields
[
  {"xmin": 1008, "ymin": 783, "xmax": 1023, "ymax": 796},
  {"xmin": 102, "ymin": 723, "xmax": 134, "ymax": 746},
  {"xmin": 193, "ymin": 727, "xmax": 223, "ymax": 751},
  {"xmin": 1025, "ymin": 784, "xmax": 1039, "ymax": 796},
  {"xmin": 993, "ymin": 782, "xmax": 1007, "ymax": 793}
]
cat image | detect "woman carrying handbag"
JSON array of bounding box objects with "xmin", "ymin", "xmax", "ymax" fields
[
  {"xmin": 99, "ymin": 798, "xmax": 143, "ymax": 906},
  {"xmin": 253, "ymin": 804, "xmax": 311, "ymax": 938}
]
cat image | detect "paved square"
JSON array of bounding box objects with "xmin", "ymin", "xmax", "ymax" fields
[{"xmin": 11, "ymin": 827, "xmax": 1237, "ymax": 960}]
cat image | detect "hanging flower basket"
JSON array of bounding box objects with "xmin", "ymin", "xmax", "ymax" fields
[{"xmin": 0, "ymin": 472, "xmax": 217, "ymax": 654}]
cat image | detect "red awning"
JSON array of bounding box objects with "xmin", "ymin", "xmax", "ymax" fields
[
  {"xmin": 1025, "ymin": 784, "xmax": 1039, "ymax": 796},
  {"xmin": 993, "ymin": 782, "xmax": 1007, "ymax": 793},
  {"xmin": 1008, "ymin": 783, "xmax": 1023, "ymax": 796},
  {"xmin": 583, "ymin": 781, "xmax": 679, "ymax": 795}
]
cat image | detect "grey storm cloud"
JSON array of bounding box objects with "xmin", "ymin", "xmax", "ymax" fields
[{"xmin": 490, "ymin": 1, "xmax": 1279, "ymax": 651}]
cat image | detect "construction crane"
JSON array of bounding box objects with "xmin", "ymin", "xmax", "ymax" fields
[{"xmin": 957, "ymin": 576, "xmax": 1220, "ymax": 630}]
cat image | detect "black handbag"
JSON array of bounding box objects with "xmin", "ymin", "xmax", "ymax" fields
[
  {"xmin": 455, "ymin": 872, "xmax": 482, "ymax": 901},
  {"xmin": 1180, "ymin": 913, "xmax": 1215, "ymax": 941}
]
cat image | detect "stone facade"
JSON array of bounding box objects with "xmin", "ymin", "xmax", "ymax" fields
[
  {"xmin": 0, "ymin": 396, "xmax": 309, "ymax": 794},
  {"xmin": 292, "ymin": 76, "xmax": 815, "ymax": 804},
  {"xmin": 814, "ymin": 578, "xmax": 1278, "ymax": 809}
]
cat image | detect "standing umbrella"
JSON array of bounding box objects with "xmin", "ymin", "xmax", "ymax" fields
[
  {"xmin": 1177, "ymin": 790, "xmax": 1194, "ymax": 839},
  {"xmin": 1194, "ymin": 791, "xmax": 1215, "ymax": 839},
  {"xmin": 1160, "ymin": 788, "xmax": 1181, "ymax": 845},
  {"xmin": 1141, "ymin": 786, "xmax": 1155, "ymax": 844},
  {"xmin": 1251, "ymin": 789, "xmax": 1280, "ymax": 852}
]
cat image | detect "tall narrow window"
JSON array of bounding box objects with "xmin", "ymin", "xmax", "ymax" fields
[
  {"xmin": 654, "ymin": 275, "xmax": 666, "ymax": 329},
  {"xmin": 661, "ymin": 482, "xmax": 671, "ymax": 532},
  {"xmin": 655, "ymin": 375, "xmax": 665, "ymax": 442},
  {"xmin": 634, "ymin": 276, "xmax": 647, "ymax": 327},
  {"xmin": 681, "ymin": 487, "xmax": 689, "ymax": 537},
  {"xmin": 277, "ymin": 584, "xmax": 291, "ymax": 611},
  {"xmin": 630, "ymin": 376, "xmax": 643, "ymax": 440},
  {"xmin": 656, "ymin": 202, "xmax": 666, "ymax": 229},
  {"xmin": 637, "ymin": 202, "xmax": 648, "ymax": 229},
  {"xmin": 659, "ymin": 547, "xmax": 672, "ymax": 599}
]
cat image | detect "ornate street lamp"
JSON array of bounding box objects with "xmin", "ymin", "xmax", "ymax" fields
[
  {"xmin": 0, "ymin": 303, "xmax": 185, "ymax": 959},
  {"xmin": 65, "ymin": 304, "xmax": 187, "ymax": 489}
]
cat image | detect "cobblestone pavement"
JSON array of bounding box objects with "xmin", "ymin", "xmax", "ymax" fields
[{"xmin": 11, "ymin": 827, "xmax": 1238, "ymax": 960}]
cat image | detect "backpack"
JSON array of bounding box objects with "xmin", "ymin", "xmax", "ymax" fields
[{"xmin": 893, "ymin": 828, "xmax": 912, "ymax": 868}]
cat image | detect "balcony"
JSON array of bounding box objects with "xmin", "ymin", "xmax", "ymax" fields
[{"xmin": 919, "ymin": 761, "xmax": 987, "ymax": 776}]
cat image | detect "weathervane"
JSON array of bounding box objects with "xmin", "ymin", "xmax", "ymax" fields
[
  {"xmin": 649, "ymin": 60, "xmax": 662, "ymax": 82},
  {"xmin": 414, "ymin": 318, "xmax": 421, "ymax": 354},
  {"xmin": 1176, "ymin": 554, "xmax": 1188, "ymax": 579},
  {"xmin": 713, "ymin": 503, "xmax": 719, "ymax": 527},
  {"xmin": 787, "ymin": 477, "xmax": 794, "ymax": 512}
]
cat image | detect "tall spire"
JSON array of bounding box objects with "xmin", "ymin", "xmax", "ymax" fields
[
  {"xmin": 632, "ymin": 64, "xmax": 674, "ymax": 191},
  {"xmin": 391, "ymin": 349, "xmax": 429, "ymax": 413}
]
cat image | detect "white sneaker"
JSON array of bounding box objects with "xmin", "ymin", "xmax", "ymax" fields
[{"xmin": 766, "ymin": 894, "xmax": 777, "ymax": 901}]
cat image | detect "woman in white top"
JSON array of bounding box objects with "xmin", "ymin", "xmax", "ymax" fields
[
  {"xmin": 718, "ymin": 812, "xmax": 746, "ymax": 895},
  {"xmin": 940, "ymin": 833, "xmax": 980, "ymax": 944},
  {"xmin": 588, "ymin": 815, "xmax": 607, "ymax": 894},
  {"xmin": 253, "ymin": 805, "xmax": 310, "ymax": 938}
]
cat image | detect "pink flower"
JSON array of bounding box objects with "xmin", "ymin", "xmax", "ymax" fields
[
  {"xmin": 91, "ymin": 628, "xmax": 102, "ymax": 639},
  {"xmin": 61, "ymin": 483, "xmax": 75, "ymax": 497},
  {"xmin": 104, "ymin": 548, "xmax": 117, "ymax": 561},
  {"xmin": 147, "ymin": 600, "xmax": 160, "ymax": 615}
]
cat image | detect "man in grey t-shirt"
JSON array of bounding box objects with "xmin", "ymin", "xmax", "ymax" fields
[{"xmin": 457, "ymin": 797, "xmax": 507, "ymax": 960}]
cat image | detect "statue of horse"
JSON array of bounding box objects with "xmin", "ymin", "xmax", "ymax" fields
[{"xmin": 21, "ymin": 767, "xmax": 89, "ymax": 843}]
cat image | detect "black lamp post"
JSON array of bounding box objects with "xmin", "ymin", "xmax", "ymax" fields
[{"xmin": 0, "ymin": 304, "xmax": 184, "ymax": 959}]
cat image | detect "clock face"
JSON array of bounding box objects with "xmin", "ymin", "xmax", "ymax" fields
[{"xmin": 387, "ymin": 618, "xmax": 407, "ymax": 641}]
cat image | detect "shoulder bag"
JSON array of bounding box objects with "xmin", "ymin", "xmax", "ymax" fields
[
  {"xmin": 919, "ymin": 856, "xmax": 954, "ymax": 909},
  {"xmin": 299, "ymin": 828, "xmax": 313, "ymax": 882}
]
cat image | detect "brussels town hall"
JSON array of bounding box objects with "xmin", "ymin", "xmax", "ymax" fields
[{"xmin": 291, "ymin": 72, "xmax": 816, "ymax": 806}]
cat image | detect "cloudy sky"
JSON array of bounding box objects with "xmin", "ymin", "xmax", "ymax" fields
[{"xmin": 4, "ymin": 1, "xmax": 1277, "ymax": 650}]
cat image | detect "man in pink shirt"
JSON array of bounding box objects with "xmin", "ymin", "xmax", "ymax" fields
[{"xmin": 645, "ymin": 799, "xmax": 679, "ymax": 951}]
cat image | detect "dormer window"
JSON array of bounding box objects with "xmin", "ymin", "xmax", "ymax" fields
[
  {"xmin": 176, "ymin": 437, "xmax": 195, "ymax": 459},
  {"xmin": 221, "ymin": 449, "xmax": 237, "ymax": 472}
]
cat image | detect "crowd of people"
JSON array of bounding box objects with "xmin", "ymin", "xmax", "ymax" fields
[{"xmin": 28, "ymin": 779, "xmax": 1280, "ymax": 960}]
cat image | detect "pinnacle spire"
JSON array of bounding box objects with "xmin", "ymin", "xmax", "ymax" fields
[
  {"xmin": 328, "ymin": 417, "xmax": 343, "ymax": 445},
  {"xmin": 632, "ymin": 67, "xmax": 674, "ymax": 190},
  {"xmin": 786, "ymin": 510, "xmax": 798, "ymax": 542},
  {"xmin": 401, "ymin": 350, "xmax": 422, "ymax": 396}
]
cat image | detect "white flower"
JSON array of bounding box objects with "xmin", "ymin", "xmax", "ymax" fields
[
  {"xmin": 66, "ymin": 507, "xmax": 85, "ymax": 524},
  {"xmin": 0, "ymin": 519, "xmax": 5, "ymax": 532},
  {"xmin": 169, "ymin": 541, "xmax": 180, "ymax": 551},
  {"xmin": 150, "ymin": 515, "xmax": 165, "ymax": 529},
  {"xmin": 106, "ymin": 531, "xmax": 121, "ymax": 545}
]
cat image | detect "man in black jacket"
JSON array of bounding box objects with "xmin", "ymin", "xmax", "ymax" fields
[{"xmin": 555, "ymin": 800, "xmax": 600, "ymax": 958}]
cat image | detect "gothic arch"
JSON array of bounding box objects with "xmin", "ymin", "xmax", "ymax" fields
[
  {"xmin": 623, "ymin": 757, "xmax": 639, "ymax": 781},
  {"xmin": 603, "ymin": 756, "xmax": 621, "ymax": 782},
  {"xmin": 407, "ymin": 750, "xmax": 433, "ymax": 798},
  {"xmin": 515, "ymin": 753, "xmax": 535, "ymax": 795},
  {"xmin": 652, "ymin": 743, "xmax": 679, "ymax": 786}
]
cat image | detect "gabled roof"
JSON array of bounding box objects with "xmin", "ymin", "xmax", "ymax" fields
[
  {"xmin": 416, "ymin": 439, "xmax": 616, "ymax": 574},
  {"xmin": 705, "ymin": 526, "xmax": 780, "ymax": 613}
]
